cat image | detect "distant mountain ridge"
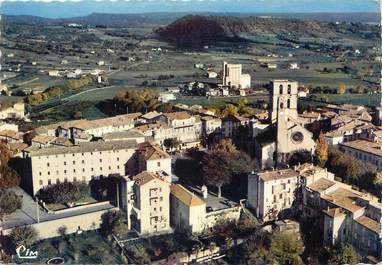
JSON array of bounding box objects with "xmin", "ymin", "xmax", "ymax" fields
[
  {"xmin": 2, "ymin": 11, "xmax": 379, "ymax": 28},
  {"xmin": 155, "ymin": 14, "xmax": 379, "ymax": 47}
]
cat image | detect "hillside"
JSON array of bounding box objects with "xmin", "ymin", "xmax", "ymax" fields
[{"xmin": 155, "ymin": 15, "xmax": 379, "ymax": 47}]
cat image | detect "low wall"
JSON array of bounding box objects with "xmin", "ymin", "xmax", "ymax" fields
[
  {"xmin": 206, "ymin": 206, "xmax": 242, "ymax": 228},
  {"xmin": 2, "ymin": 207, "xmax": 119, "ymax": 240},
  {"xmin": 49, "ymin": 201, "xmax": 111, "ymax": 214}
]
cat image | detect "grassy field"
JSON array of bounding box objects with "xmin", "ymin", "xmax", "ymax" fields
[{"xmin": 301, "ymin": 93, "xmax": 380, "ymax": 108}]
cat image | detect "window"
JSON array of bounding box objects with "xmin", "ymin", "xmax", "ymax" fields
[
  {"xmin": 39, "ymin": 180, "xmax": 43, "ymax": 185},
  {"xmin": 47, "ymin": 171, "xmax": 50, "ymax": 175},
  {"xmin": 73, "ymin": 177, "xmax": 77, "ymax": 182},
  {"xmin": 82, "ymin": 168, "xmax": 85, "ymax": 172},
  {"xmin": 72, "ymin": 154, "xmax": 75, "ymax": 157},
  {"xmin": 64, "ymin": 178, "xmax": 68, "ymax": 183},
  {"xmin": 91, "ymin": 168, "xmax": 94, "ymax": 172},
  {"xmin": 287, "ymin": 99, "xmax": 291, "ymax": 108},
  {"xmin": 73, "ymin": 169, "xmax": 76, "ymax": 173},
  {"xmin": 56, "ymin": 178, "xmax": 60, "ymax": 183},
  {"xmin": 157, "ymin": 162, "xmax": 161, "ymax": 167},
  {"xmin": 99, "ymin": 159, "xmax": 102, "ymax": 163},
  {"xmin": 64, "ymin": 162, "xmax": 66, "ymax": 166},
  {"xmin": 100, "ymin": 167, "xmax": 102, "ymax": 171},
  {"xmin": 64, "ymin": 170, "xmax": 67, "ymax": 174},
  {"xmin": 48, "ymin": 179, "xmax": 51, "ymax": 185},
  {"xmin": 73, "ymin": 161, "xmax": 75, "ymax": 165},
  {"xmin": 160, "ymin": 197, "xmax": 163, "ymax": 201},
  {"xmin": 287, "ymin": 84, "xmax": 291, "ymax": 94},
  {"xmin": 82, "ymin": 176, "xmax": 86, "ymax": 181},
  {"xmin": 82, "ymin": 160, "xmax": 84, "ymax": 164},
  {"xmin": 117, "ymin": 157, "xmax": 119, "ymax": 161},
  {"xmin": 47, "ymin": 163, "xmax": 50, "ymax": 167},
  {"xmin": 279, "ymin": 84, "xmax": 283, "ymax": 94},
  {"xmin": 117, "ymin": 166, "xmax": 120, "ymax": 169},
  {"xmin": 39, "ymin": 172, "xmax": 42, "ymax": 176},
  {"xmin": 109, "ymin": 166, "xmax": 111, "ymax": 170}
]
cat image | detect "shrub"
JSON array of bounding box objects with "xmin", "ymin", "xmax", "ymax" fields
[
  {"xmin": 37, "ymin": 181, "xmax": 90, "ymax": 204},
  {"xmin": 0, "ymin": 189, "xmax": 22, "ymax": 216},
  {"xmin": 10, "ymin": 226, "xmax": 38, "ymax": 247}
]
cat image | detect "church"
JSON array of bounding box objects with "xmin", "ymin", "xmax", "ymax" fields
[{"xmin": 254, "ymin": 80, "xmax": 315, "ymax": 168}]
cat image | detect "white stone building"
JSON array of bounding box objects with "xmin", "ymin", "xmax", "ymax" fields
[
  {"xmin": 122, "ymin": 171, "xmax": 171, "ymax": 235},
  {"xmin": 170, "ymin": 184, "xmax": 206, "ymax": 234},
  {"xmin": 222, "ymin": 62, "xmax": 251, "ymax": 89},
  {"xmin": 247, "ymin": 168, "xmax": 300, "ymax": 221}
]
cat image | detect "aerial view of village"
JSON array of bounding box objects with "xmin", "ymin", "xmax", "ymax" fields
[{"xmin": 0, "ymin": 0, "xmax": 381, "ymax": 264}]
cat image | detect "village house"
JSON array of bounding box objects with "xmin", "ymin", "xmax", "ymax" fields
[
  {"xmin": 339, "ymin": 139, "xmax": 382, "ymax": 170},
  {"xmin": 0, "ymin": 98, "xmax": 25, "ymax": 120},
  {"xmin": 222, "ymin": 115, "xmax": 250, "ymax": 138},
  {"xmin": 170, "ymin": 184, "xmax": 206, "ymax": 234},
  {"xmin": 201, "ymin": 116, "xmax": 222, "ymax": 136},
  {"xmin": 247, "ymin": 168, "xmax": 300, "ymax": 221},
  {"xmin": 162, "ymin": 112, "xmax": 201, "ymax": 142},
  {"xmin": 121, "ymin": 171, "xmax": 171, "ymax": 235},
  {"xmin": 300, "ymin": 166, "xmax": 382, "ymax": 259}
]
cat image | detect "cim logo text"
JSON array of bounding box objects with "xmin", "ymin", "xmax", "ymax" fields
[{"xmin": 16, "ymin": 245, "xmax": 38, "ymax": 259}]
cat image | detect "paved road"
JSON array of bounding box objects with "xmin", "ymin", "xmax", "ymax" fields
[{"xmin": 1, "ymin": 187, "xmax": 115, "ymax": 230}]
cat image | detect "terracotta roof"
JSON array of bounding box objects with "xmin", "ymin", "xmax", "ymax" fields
[
  {"xmin": 138, "ymin": 142, "xmax": 169, "ymax": 160},
  {"xmin": 323, "ymin": 208, "xmax": 346, "ymax": 218},
  {"xmin": 0, "ymin": 130, "xmax": 23, "ymax": 140},
  {"xmin": 135, "ymin": 122, "xmax": 170, "ymax": 133},
  {"xmin": 26, "ymin": 140, "xmax": 137, "ymax": 156},
  {"xmin": 307, "ymin": 178, "xmax": 336, "ymax": 192},
  {"xmin": 8, "ymin": 142, "xmax": 28, "ymax": 153},
  {"xmin": 141, "ymin": 111, "xmax": 162, "ymax": 120},
  {"xmin": 103, "ymin": 130, "xmax": 144, "ymax": 141},
  {"xmin": 258, "ymin": 169, "xmax": 299, "ymax": 182},
  {"xmin": 223, "ymin": 115, "xmax": 249, "ymax": 123},
  {"xmin": 36, "ymin": 113, "xmax": 141, "ymax": 133},
  {"xmin": 32, "ymin": 135, "xmax": 56, "ymax": 145},
  {"xmin": 133, "ymin": 171, "xmax": 167, "ymax": 186},
  {"xmin": 171, "ymin": 184, "xmax": 205, "ymax": 207},
  {"xmin": 340, "ymin": 139, "xmax": 382, "ymax": 158},
  {"xmin": 355, "ymin": 216, "xmax": 381, "ymax": 234},
  {"xmin": 321, "ymin": 187, "xmax": 363, "ymax": 213},
  {"xmin": 163, "ymin": 111, "xmax": 192, "ymax": 120},
  {"xmin": 51, "ymin": 137, "xmax": 74, "ymax": 147}
]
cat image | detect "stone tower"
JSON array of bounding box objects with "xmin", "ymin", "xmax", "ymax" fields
[
  {"xmin": 269, "ymin": 80, "xmax": 315, "ymax": 165},
  {"xmin": 269, "ymin": 80, "xmax": 299, "ymax": 123}
]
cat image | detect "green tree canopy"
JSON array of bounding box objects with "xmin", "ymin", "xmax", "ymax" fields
[
  {"xmin": 0, "ymin": 189, "xmax": 22, "ymax": 216},
  {"xmin": 329, "ymin": 244, "xmax": 359, "ymax": 265},
  {"xmin": 269, "ymin": 231, "xmax": 304, "ymax": 265},
  {"xmin": 10, "ymin": 226, "xmax": 38, "ymax": 247}
]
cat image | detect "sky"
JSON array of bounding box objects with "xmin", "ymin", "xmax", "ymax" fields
[{"xmin": 0, "ymin": 0, "xmax": 380, "ymax": 18}]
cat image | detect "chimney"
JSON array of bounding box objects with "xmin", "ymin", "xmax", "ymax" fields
[{"xmin": 201, "ymin": 185, "xmax": 208, "ymax": 199}]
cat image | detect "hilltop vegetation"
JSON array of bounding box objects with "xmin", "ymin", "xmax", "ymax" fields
[{"xmin": 156, "ymin": 15, "xmax": 379, "ymax": 47}]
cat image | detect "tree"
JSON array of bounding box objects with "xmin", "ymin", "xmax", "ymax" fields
[
  {"xmin": 269, "ymin": 231, "xmax": 304, "ymax": 265},
  {"xmin": 57, "ymin": 225, "xmax": 67, "ymax": 237},
  {"xmin": 0, "ymin": 144, "xmax": 12, "ymax": 166},
  {"xmin": 113, "ymin": 89, "xmax": 161, "ymax": 114},
  {"xmin": 100, "ymin": 210, "xmax": 127, "ymax": 236},
  {"xmin": 163, "ymin": 138, "xmax": 181, "ymax": 151},
  {"xmin": 0, "ymin": 189, "xmax": 22, "ymax": 216},
  {"xmin": 37, "ymin": 182, "xmax": 90, "ymax": 204},
  {"xmin": 0, "ymin": 166, "xmax": 20, "ymax": 189},
  {"xmin": 329, "ymin": 244, "xmax": 359, "ymax": 265},
  {"xmin": 337, "ymin": 83, "xmax": 346, "ymax": 94},
  {"xmin": 315, "ymin": 132, "xmax": 328, "ymax": 167},
  {"xmin": 10, "ymin": 226, "xmax": 38, "ymax": 247},
  {"xmin": 221, "ymin": 104, "xmax": 239, "ymax": 117},
  {"xmin": 202, "ymin": 139, "xmax": 254, "ymax": 197}
]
